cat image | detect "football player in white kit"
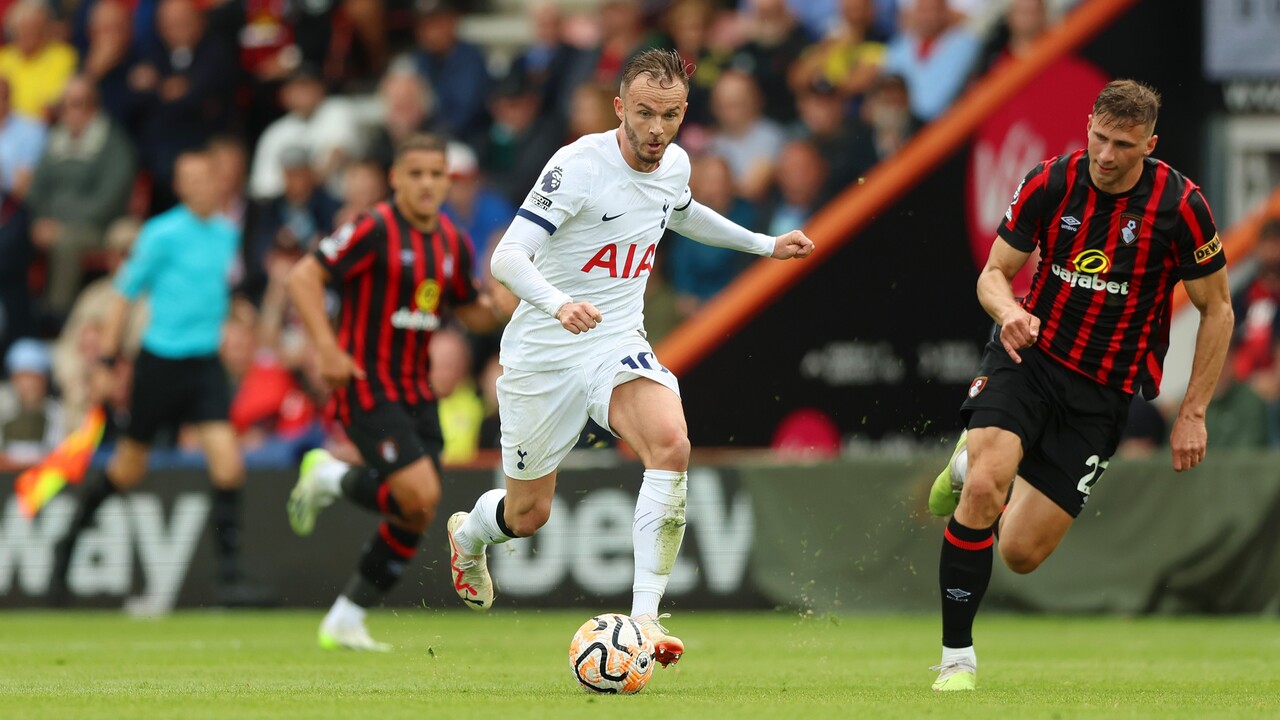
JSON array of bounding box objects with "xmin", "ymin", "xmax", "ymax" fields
[{"xmin": 446, "ymin": 49, "xmax": 815, "ymax": 666}]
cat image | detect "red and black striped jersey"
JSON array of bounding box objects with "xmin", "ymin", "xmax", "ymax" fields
[
  {"xmin": 998, "ymin": 150, "xmax": 1225, "ymax": 398},
  {"xmin": 313, "ymin": 201, "xmax": 478, "ymax": 421}
]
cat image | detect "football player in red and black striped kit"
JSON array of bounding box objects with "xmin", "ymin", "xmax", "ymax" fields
[
  {"xmin": 927, "ymin": 80, "xmax": 1233, "ymax": 690},
  {"xmin": 285, "ymin": 134, "xmax": 504, "ymax": 650}
]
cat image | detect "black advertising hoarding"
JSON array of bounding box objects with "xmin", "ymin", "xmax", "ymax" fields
[{"xmin": 0, "ymin": 466, "xmax": 766, "ymax": 611}]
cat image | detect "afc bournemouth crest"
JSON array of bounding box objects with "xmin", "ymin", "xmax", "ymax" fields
[
  {"xmin": 968, "ymin": 376, "xmax": 988, "ymax": 398},
  {"xmin": 380, "ymin": 438, "xmax": 399, "ymax": 464},
  {"xmin": 1120, "ymin": 213, "xmax": 1143, "ymax": 245}
]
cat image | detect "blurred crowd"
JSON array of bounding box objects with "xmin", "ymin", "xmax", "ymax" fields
[{"xmin": 0, "ymin": 0, "xmax": 1115, "ymax": 468}]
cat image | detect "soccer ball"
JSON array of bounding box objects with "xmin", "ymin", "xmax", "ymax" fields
[{"xmin": 568, "ymin": 613, "xmax": 655, "ymax": 694}]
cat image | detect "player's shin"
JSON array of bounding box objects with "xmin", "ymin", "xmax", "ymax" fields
[
  {"xmin": 343, "ymin": 521, "xmax": 421, "ymax": 608},
  {"xmin": 938, "ymin": 516, "xmax": 995, "ymax": 652},
  {"xmin": 631, "ymin": 469, "xmax": 687, "ymax": 617},
  {"xmin": 209, "ymin": 487, "xmax": 243, "ymax": 583}
]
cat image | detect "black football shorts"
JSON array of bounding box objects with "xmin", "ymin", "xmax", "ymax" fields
[
  {"xmin": 126, "ymin": 349, "xmax": 230, "ymax": 444},
  {"xmin": 344, "ymin": 400, "xmax": 443, "ymax": 477},
  {"xmin": 960, "ymin": 341, "xmax": 1131, "ymax": 517}
]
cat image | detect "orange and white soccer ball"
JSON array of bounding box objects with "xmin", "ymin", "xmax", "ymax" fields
[{"xmin": 568, "ymin": 613, "xmax": 655, "ymax": 694}]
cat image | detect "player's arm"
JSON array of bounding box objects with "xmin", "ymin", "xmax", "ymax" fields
[
  {"xmin": 1170, "ymin": 268, "xmax": 1233, "ymax": 471},
  {"xmin": 490, "ymin": 216, "xmax": 601, "ymax": 334},
  {"xmin": 668, "ymin": 198, "xmax": 814, "ymax": 259},
  {"xmin": 286, "ymin": 254, "xmax": 366, "ymax": 390},
  {"xmin": 453, "ymin": 293, "xmax": 505, "ymax": 334},
  {"xmin": 979, "ymin": 237, "xmax": 1038, "ymax": 363}
]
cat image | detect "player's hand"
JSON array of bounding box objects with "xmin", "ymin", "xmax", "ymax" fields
[
  {"xmin": 318, "ymin": 345, "xmax": 366, "ymax": 390},
  {"xmin": 1169, "ymin": 413, "xmax": 1207, "ymax": 471},
  {"xmin": 771, "ymin": 230, "xmax": 815, "ymax": 260},
  {"xmin": 997, "ymin": 308, "xmax": 1040, "ymax": 363},
  {"xmin": 556, "ymin": 301, "xmax": 602, "ymax": 335}
]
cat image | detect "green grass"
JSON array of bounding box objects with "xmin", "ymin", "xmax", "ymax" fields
[{"xmin": 0, "ymin": 610, "xmax": 1277, "ymax": 719}]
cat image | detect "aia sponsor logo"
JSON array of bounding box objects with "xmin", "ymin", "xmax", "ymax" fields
[{"xmin": 581, "ymin": 243, "xmax": 656, "ymax": 278}]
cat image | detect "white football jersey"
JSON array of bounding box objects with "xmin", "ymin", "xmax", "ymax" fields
[{"xmin": 500, "ymin": 130, "xmax": 692, "ymax": 371}]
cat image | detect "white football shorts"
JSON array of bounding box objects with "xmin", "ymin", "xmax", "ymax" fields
[{"xmin": 496, "ymin": 336, "xmax": 681, "ymax": 480}]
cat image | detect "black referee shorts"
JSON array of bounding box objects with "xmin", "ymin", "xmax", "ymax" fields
[
  {"xmin": 960, "ymin": 342, "xmax": 1131, "ymax": 517},
  {"xmin": 344, "ymin": 400, "xmax": 444, "ymax": 477},
  {"xmin": 126, "ymin": 349, "xmax": 231, "ymax": 444}
]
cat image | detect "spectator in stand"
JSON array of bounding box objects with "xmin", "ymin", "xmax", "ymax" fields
[
  {"xmin": 0, "ymin": 0, "xmax": 77, "ymax": 122},
  {"xmin": 882, "ymin": 0, "xmax": 981, "ymax": 121},
  {"xmin": 441, "ymin": 141, "xmax": 513, "ymax": 277},
  {"xmin": 709, "ymin": 69, "xmax": 786, "ymax": 202},
  {"xmin": 979, "ymin": 0, "xmax": 1049, "ymax": 72},
  {"xmin": 52, "ymin": 217, "xmax": 147, "ymax": 427},
  {"xmin": 667, "ymin": 154, "xmax": 756, "ymax": 317},
  {"xmin": 431, "ymin": 326, "xmax": 484, "ymax": 465},
  {"xmin": 662, "ymin": 0, "xmax": 732, "ymax": 131},
  {"xmin": 1206, "ymin": 340, "xmax": 1270, "ymax": 449},
  {"xmin": 739, "ymin": 0, "xmax": 899, "ymax": 40},
  {"xmin": 589, "ymin": 0, "xmax": 651, "ymax": 88},
  {"xmin": 474, "ymin": 67, "xmax": 565, "ymax": 208},
  {"xmin": 509, "ymin": 1, "xmax": 582, "ymax": 124},
  {"xmin": 365, "ymin": 66, "xmax": 443, "ymax": 173},
  {"xmin": 1231, "ymin": 218, "xmax": 1280, "ymax": 445},
  {"xmin": 209, "ymin": 136, "xmax": 251, "ymax": 232},
  {"xmin": 334, "ymin": 159, "xmax": 388, "ymax": 227},
  {"xmin": 245, "ymin": 145, "xmax": 340, "ymax": 300},
  {"xmin": 131, "ymin": 0, "xmax": 236, "ymax": 212},
  {"xmin": 788, "ymin": 0, "xmax": 887, "ymax": 103},
  {"xmin": 412, "ymin": 0, "xmax": 491, "ymax": 137},
  {"xmin": 79, "ymin": 0, "xmax": 139, "ymax": 133},
  {"xmin": 0, "ymin": 189, "xmax": 33, "ymax": 355},
  {"xmin": 566, "ymin": 82, "xmax": 618, "ymax": 142},
  {"xmin": 791, "ymin": 77, "xmax": 863, "ymax": 196},
  {"xmin": 764, "ymin": 140, "xmax": 828, "ymax": 236},
  {"xmin": 0, "ymin": 338, "xmax": 63, "ymax": 466},
  {"xmin": 846, "ymin": 72, "xmax": 921, "ymax": 175},
  {"xmin": 730, "ymin": 0, "xmax": 812, "ymax": 125},
  {"xmin": 28, "ymin": 77, "xmax": 135, "ymax": 315},
  {"xmin": 228, "ymin": 0, "xmax": 308, "ymax": 143},
  {"xmin": 249, "ymin": 63, "xmax": 360, "ymax": 200},
  {"xmin": 0, "ymin": 76, "xmax": 46, "ymax": 200}
]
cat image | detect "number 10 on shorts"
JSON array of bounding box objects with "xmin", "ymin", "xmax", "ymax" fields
[{"xmin": 620, "ymin": 352, "xmax": 670, "ymax": 373}]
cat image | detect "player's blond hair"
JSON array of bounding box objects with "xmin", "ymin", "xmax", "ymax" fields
[
  {"xmin": 620, "ymin": 49, "xmax": 690, "ymax": 93},
  {"xmin": 1092, "ymin": 79, "xmax": 1161, "ymax": 133}
]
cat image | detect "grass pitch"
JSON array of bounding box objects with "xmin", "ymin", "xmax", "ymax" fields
[{"xmin": 1, "ymin": 609, "xmax": 1276, "ymax": 719}]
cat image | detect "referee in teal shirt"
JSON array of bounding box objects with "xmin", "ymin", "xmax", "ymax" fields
[{"xmin": 51, "ymin": 150, "xmax": 266, "ymax": 607}]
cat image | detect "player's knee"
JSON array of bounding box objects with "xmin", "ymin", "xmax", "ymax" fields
[
  {"xmin": 647, "ymin": 426, "xmax": 690, "ymax": 470},
  {"xmin": 957, "ymin": 476, "xmax": 1005, "ymax": 523},
  {"xmin": 506, "ymin": 499, "xmax": 551, "ymax": 537},
  {"xmin": 999, "ymin": 540, "xmax": 1047, "ymax": 574},
  {"xmin": 396, "ymin": 481, "xmax": 441, "ymax": 520}
]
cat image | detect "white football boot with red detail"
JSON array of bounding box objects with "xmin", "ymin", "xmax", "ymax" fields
[
  {"xmin": 635, "ymin": 613, "xmax": 684, "ymax": 667},
  {"xmin": 447, "ymin": 512, "xmax": 494, "ymax": 611}
]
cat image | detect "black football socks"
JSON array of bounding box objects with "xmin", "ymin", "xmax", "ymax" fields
[{"xmin": 939, "ymin": 517, "xmax": 995, "ymax": 648}]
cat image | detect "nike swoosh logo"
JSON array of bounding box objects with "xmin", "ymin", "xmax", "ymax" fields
[{"xmin": 602, "ymin": 212, "xmax": 626, "ymax": 221}]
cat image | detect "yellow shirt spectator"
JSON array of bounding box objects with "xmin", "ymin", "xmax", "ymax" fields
[{"xmin": 0, "ymin": 41, "xmax": 78, "ymax": 120}]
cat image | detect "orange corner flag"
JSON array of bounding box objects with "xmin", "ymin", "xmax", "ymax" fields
[{"xmin": 14, "ymin": 406, "xmax": 107, "ymax": 519}]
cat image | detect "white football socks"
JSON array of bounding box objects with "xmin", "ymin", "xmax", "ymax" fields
[
  {"xmin": 454, "ymin": 488, "xmax": 514, "ymax": 556},
  {"xmin": 942, "ymin": 645, "xmax": 977, "ymax": 668},
  {"xmin": 322, "ymin": 595, "xmax": 366, "ymax": 629},
  {"xmin": 631, "ymin": 469, "xmax": 687, "ymax": 618},
  {"xmin": 312, "ymin": 457, "xmax": 348, "ymax": 498},
  {"xmin": 954, "ymin": 445, "xmax": 969, "ymax": 485}
]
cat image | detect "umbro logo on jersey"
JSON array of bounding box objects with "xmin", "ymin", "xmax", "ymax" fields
[
  {"xmin": 602, "ymin": 211, "xmax": 626, "ymax": 222},
  {"xmin": 1060, "ymin": 216, "xmax": 1081, "ymax": 232},
  {"xmin": 400, "ymin": 249, "xmax": 415, "ymax": 264}
]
